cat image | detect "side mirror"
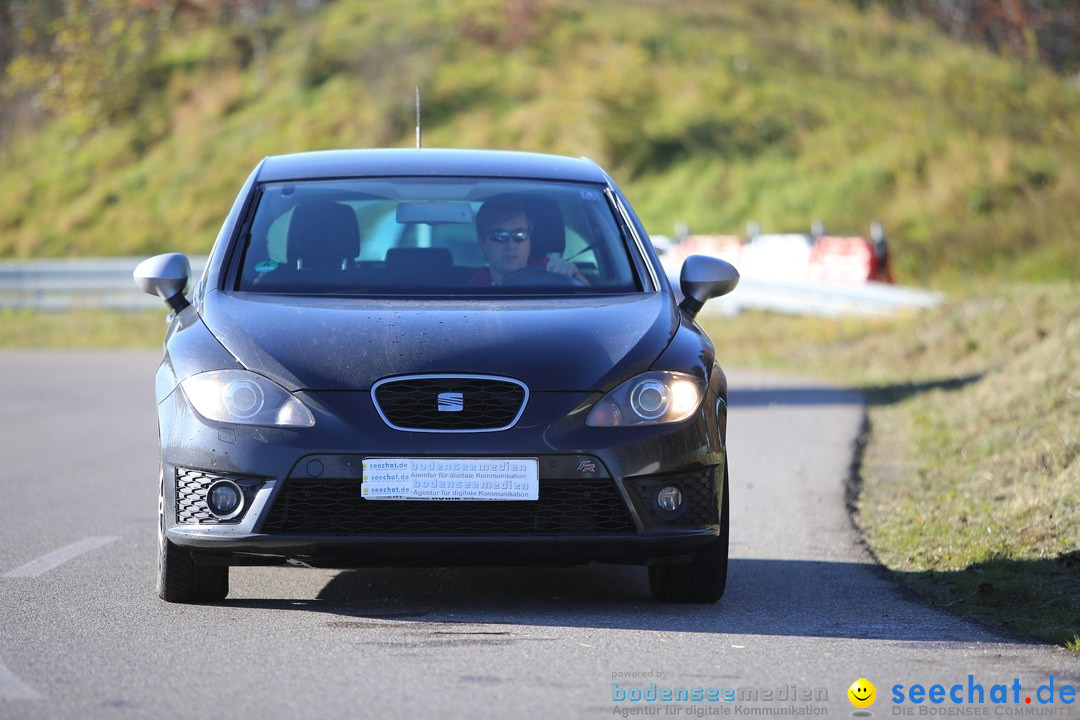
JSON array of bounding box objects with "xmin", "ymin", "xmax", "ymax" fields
[
  {"xmin": 678, "ymin": 255, "xmax": 740, "ymax": 318},
  {"xmin": 134, "ymin": 253, "xmax": 191, "ymax": 312}
]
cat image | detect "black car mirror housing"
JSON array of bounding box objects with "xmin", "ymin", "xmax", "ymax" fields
[{"xmin": 678, "ymin": 255, "xmax": 740, "ymax": 318}]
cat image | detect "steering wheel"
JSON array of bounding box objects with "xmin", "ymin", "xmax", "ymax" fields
[{"xmin": 496, "ymin": 265, "xmax": 585, "ymax": 287}]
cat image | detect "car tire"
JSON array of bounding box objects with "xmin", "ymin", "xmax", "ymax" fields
[
  {"xmin": 157, "ymin": 471, "xmax": 229, "ymax": 603},
  {"xmin": 648, "ymin": 466, "xmax": 729, "ymax": 603}
]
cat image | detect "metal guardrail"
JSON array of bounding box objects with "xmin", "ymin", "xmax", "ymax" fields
[
  {"xmin": 0, "ymin": 256, "xmax": 941, "ymax": 316},
  {"xmin": 0, "ymin": 256, "xmax": 209, "ymax": 311}
]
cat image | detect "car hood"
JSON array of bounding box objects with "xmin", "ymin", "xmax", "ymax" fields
[{"xmin": 199, "ymin": 290, "xmax": 679, "ymax": 392}]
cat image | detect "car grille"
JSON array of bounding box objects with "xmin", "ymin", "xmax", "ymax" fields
[
  {"xmin": 372, "ymin": 375, "xmax": 527, "ymax": 432},
  {"xmin": 175, "ymin": 468, "xmax": 262, "ymax": 525},
  {"xmin": 261, "ymin": 479, "xmax": 636, "ymax": 535},
  {"xmin": 623, "ymin": 467, "xmax": 719, "ymax": 527}
]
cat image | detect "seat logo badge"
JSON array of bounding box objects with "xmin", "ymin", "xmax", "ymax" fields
[{"xmin": 437, "ymin": 392, "xmax": 464, "ymax": 412}]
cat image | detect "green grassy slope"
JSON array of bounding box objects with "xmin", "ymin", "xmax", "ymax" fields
[{"xmin": 1, "ymin": 0, "xmax": 1078, "ymax": 285}]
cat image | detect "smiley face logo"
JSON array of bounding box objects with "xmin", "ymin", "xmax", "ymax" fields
[{"xmin": 848, "ymin": 678, "xmax": 876, "ymax": 709}]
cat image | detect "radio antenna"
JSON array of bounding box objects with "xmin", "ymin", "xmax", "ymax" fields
[{"xmin": 415, "ymin": 86, "xmax": 422, "ymax": 149}]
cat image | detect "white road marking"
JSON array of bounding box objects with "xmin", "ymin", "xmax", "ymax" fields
[
  {"xmin": 0, "ymin": 659, "xmax": 43, "ymax": 700},
  {"xmin": 2, "ymin": 536, "xmax": 120, "ymax": 578}
]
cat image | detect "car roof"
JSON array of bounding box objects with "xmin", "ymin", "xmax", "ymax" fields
[{"xmin": 256, "ymin": 148, "xmax": 610, "ymax": 184}]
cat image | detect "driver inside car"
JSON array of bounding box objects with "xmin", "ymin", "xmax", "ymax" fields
[{"xmin": 467, "ymin": 196, "xmax": 586, "ymax": 285}]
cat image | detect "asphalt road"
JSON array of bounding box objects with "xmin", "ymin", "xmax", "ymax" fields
[{"xmin": 1, "ymin": 350, "xmax": 1077, "ymax": 720}]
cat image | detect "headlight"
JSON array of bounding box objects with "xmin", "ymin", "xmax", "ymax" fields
[
  {"xmin": 586, "ymin": 371, "xmax": 705, "ymax": 427},
  {"xmin": 180, "ymin": 370, "xmax": 315, "ymax": 427}
]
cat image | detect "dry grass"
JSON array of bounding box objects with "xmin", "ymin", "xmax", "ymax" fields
[{"xmin": 702, "ymin": 282, "xmax": 1080, "ymax": 648}]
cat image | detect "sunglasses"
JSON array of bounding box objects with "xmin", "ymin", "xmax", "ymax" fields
[{"xmin": 484, "ymin": 229, "xmax": 530, "ymax": 244}]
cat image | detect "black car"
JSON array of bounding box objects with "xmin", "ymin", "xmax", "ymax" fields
[{"xmin": 134, "ymin": 148, "xmax": 739, "ymax": 604}]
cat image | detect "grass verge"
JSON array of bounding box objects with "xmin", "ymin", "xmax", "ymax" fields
[
  {"xmin": 0, "ymin": 308, "xmax": 165, "ymax": 348},
  {"xmin": 701, "ymin": 282, "xmax": 1079, "ymax": 649}
]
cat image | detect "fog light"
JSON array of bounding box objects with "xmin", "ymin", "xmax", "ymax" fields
[
  {"xmin": 205, "ymin": 480, "xmax": 244, "ymax": 520},
  {"xmin": 656, "ymin": 485, "xmax": 684, "ymax": 514}
]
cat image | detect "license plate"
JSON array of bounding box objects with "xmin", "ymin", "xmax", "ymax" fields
[{"xmin": 361, "ymin": 458, "xmax": 539, "ymax": 501}]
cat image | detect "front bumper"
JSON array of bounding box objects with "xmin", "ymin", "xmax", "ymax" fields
[
  {"xmin": 169, "ymin": 527, "xmax": 722, "ymax": 567},
  {"xmin": 159, "ymin": 384, "xmax": 727, "ymax": 569},
  {"xmin": 166, "ymin": 460, "xmax": 725, "ymax": 567}
]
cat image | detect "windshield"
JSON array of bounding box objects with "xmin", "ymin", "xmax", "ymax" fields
[{"xmin": 234, "ymin": 178, "xmax": 643, "ymax": 295}]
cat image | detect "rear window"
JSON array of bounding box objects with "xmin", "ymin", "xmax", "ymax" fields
[{"xmin": 234, "ymin": 178, "xmax": 643, "ymax": 295}]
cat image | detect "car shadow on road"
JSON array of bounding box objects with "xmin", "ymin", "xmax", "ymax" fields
[{"xmin": 222, "ymin": 557, "xmax": 1020, "ymax": 645}]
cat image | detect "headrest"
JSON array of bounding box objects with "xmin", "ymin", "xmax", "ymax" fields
[
  {"xmin": 286, "ymin": 201, "xmax": 361, "ymax": 270},
  {"xmin": 522, "ymin": 196, "xmax": 566, "ymax": 258}
]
